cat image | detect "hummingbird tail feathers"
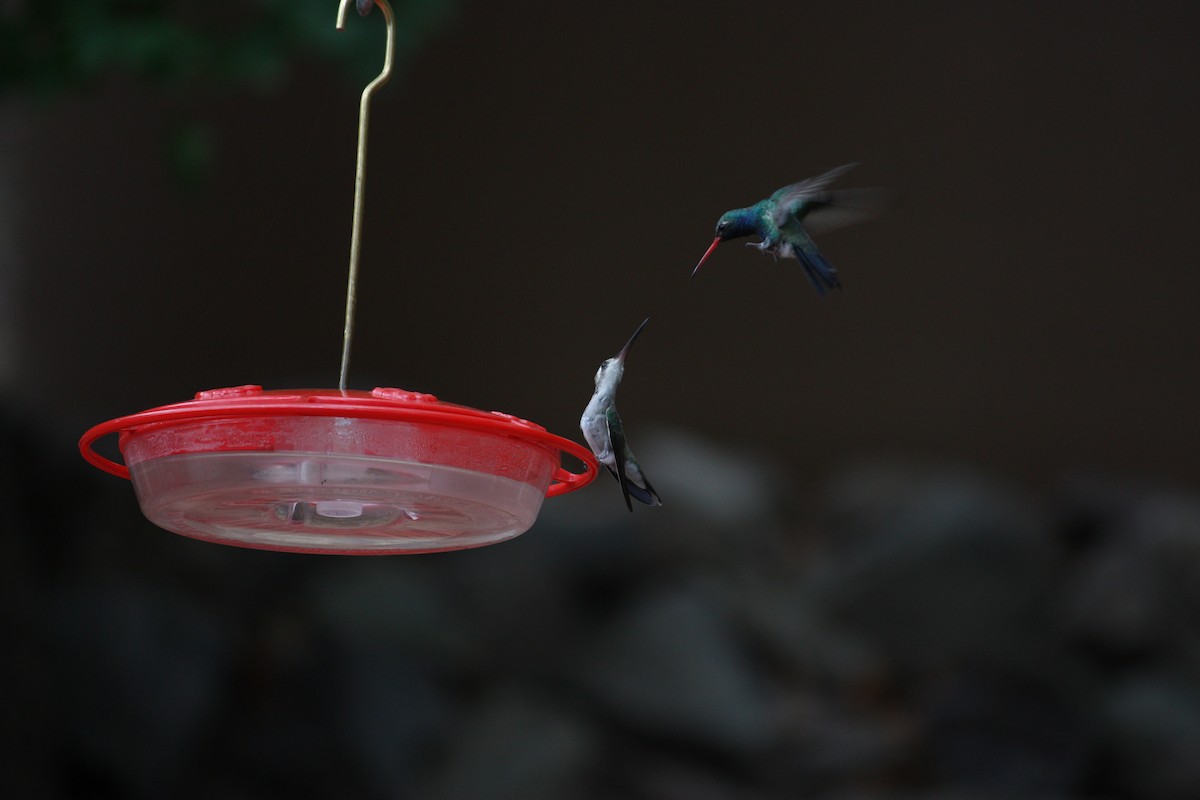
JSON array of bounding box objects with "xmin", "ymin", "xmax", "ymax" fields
[
  {"xmin": 625, "ymin": 478, "xmax": 662, "ymax": 507},
  {"xmin": 606, "ymin": 462, "xmax": 662, "ymax": 509},
  {"xmin": 623, "ymin": 453, "xmax": 662, "ymax": 507},
  {"xmin": 789, "ymin": 239, "xmax": 841, "ymax": 295}
]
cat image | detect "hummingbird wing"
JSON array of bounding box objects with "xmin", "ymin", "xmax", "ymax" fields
[
  {"xmin": 769, "ymin": 163, "xmax": 859, "ymax": 227},
  {"xmin": 803, "ymin": 188, "xmax": 892, "ymax": 235},
  {"xmin": 605, "ymin": 407, "xmax": 661, "ymax": 509},
  {"xmin": 604, "ymin": 406, "xmax": 634, "ymax": 511}
]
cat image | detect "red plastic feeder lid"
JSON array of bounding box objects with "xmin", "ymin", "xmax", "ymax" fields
[{"xmin": 79, "ymin": 385, "xmax": 599, "ymax": 555}]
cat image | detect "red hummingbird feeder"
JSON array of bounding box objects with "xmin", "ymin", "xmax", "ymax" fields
[{"xmin": 78, "ymin": 1, "xmax": 598, "ymax": 554}]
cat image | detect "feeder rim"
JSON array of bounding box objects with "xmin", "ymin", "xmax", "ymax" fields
[{"xmin": 79, "ymin": 386, "xmax": 599, "ymax": 497}]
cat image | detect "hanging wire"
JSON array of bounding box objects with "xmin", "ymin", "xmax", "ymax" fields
[{"xmin": 337, "ymin": 0, "xmax": 396, "ymax": 391}]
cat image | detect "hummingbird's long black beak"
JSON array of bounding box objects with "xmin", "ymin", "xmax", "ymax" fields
[
  {"xmin": 692, "ymin": 237, "xmax": 722, "ymax": 277},
  {"xmin": 618, "ymin": 317, "xmax": 650, "ymax": 361}
]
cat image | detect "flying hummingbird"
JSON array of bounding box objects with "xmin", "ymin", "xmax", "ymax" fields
[
  {"xmin": 580, "ymin": 317, "xmax": 662, "ymax": 511},
  {"xmin": 692, "ymin": 163, "xmax": 880, "ymax": 295}
]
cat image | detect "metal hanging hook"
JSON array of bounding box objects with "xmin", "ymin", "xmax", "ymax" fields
[{"xmin": 337, "ymin": 0, "xmax": 396, "ymax": 391}]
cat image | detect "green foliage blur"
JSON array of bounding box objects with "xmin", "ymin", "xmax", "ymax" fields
[
  {"xmin": 1, "ymin": 0, "xmax": 457, "ymax": 98},
  {"xmin": 0, "ymin": 1, "xmax": 456, "ymax": 186}
]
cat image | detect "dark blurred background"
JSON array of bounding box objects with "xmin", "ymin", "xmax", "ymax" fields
[{"xmin": 4, "ymin": 1, "xmax": 1200, "ymax": 798}]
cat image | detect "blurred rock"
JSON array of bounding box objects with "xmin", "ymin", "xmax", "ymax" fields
[
  {"xmin": 437, "ymin": 531, "xmax": 592, "ymax": 679},
  {"xmin": 571, "ymin": 583, "xmax": 778, "ymax": 755},
  {"xmin": 284, "ymin": 562, "xmax": 462, "ymax": 795},
  {"xmin": 211, "ymin": 623, "xmax": 349, "ymax": 798},
  {"xmin": 539, "ymin": 427, "xmax": 810, "ymax": 631},
  {"xmin": 921, "ymin": 672, "xmax": 1088, "ymax": 796},
  {"xmin": 772, "ymin": 690, "xmax": 916, "ymax": 791},
  {"xmin": 823, "ymin": 793, "xmax": 1062, "ymax": 800},
  {"xmin": 526, "ymin": 487, "xmax": 643, "ymax": 576},
  {"xmin": 1114, "ymin": 493, "xmax": 1200, "ymax": 634},
  {"xmin": 50, "ymin": 576, "xmax": 233, "ymax": 796},
  {"xmin": 734, "ymin": 575, "xmax": 887, "ymax": 690},
  {"xmin": 624, "ymin": 754, "xmax": 782, "ymax": 800},
  {"xmin": 636, "ymin": 427, "xmax": 786, "ymax": 527},
  {"xmin": 1060, "ymin": 534, "xmax": 1165, "ymax": 656},
  {"xmin": 307, "ymin": 559, "xmax": 476, "ymax": 672},
  {"xmin": 813, "ymin": 461, "xmax": 1058, "ymax": 672},
  {"xmin": 1061, "ymin": 490, "xmax": 1200, "ymax": 661},
  {"xmin": 1101, "ymin": 673, "xmax": 1200, "ymax": 800},
  {"xmin": 420, "ymin": 686, "xmax": 600, "ymax": 800},
  {"xmin": 329, "ymin": 642, "xmax": 449, "ymax": 799}
]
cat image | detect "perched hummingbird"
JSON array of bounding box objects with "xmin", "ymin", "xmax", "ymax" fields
[
  {"xmin": 692, "ymin": 163, "xmax": 879, "ymax": 295},
  {"xmin": 580, "ymin": 318, "xmax": 662, "ymax": 511}
]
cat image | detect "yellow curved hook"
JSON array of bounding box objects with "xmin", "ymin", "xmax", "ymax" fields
[{"xmin": 337, "ymin": 0, "xmax": 396, "ymax": 391}]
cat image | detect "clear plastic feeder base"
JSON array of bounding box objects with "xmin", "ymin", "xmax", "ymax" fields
[
  {"xmin": 80, "ymin": 386, "xmax": 598, "ymax": 555},
  {"xmin": 131, "ymin": 451, "xmax": 551, "ymax": 553}
]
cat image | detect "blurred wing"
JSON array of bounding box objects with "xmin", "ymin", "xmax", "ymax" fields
[
  {"xmin": 769, "ymin": 163, "xmax": 858, "ymax": 225},
  {"xmin": 802, "ymin": 188, "xmax": 893, "ymax": 234}
]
